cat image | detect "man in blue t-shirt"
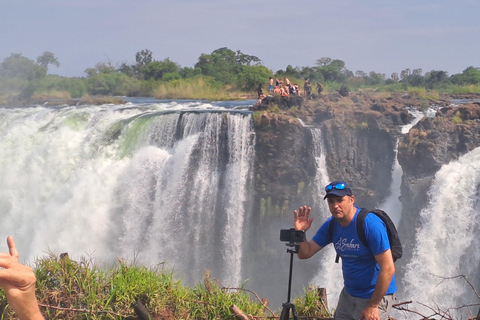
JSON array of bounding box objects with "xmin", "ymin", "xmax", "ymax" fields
[{"xmin": 294, "ymin": 180, "xmax": 396, "ymax": 320}]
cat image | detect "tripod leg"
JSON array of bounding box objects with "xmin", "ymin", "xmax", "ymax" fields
[
  {"xmin": 291, "ymin": 304, "xmax": 299, "ymax": 320},
  {"xmin": 280, "ymin": 303, "xmax": 290, "ymax": 320},
  {"xmin": 280, "ymin": 306, "xmax": 288, "ymax": 320},
  {"xmin": 280, "ymin": 302, "xmax": 300, "ymax": 320}
]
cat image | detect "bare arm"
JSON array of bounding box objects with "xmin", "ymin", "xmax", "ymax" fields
[
  {"xmin": 360, "ymin": 249, "xmax": 395, "ymax": 320},
  {"xmin": 0, "ymin": 236, "xmax": 44, "ymax": 320},
  {"xmin": 294, "ymin": 206, "xmax": 323, "ymax": 259}
]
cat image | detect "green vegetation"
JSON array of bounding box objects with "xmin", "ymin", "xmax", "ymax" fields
[
  {"xmin": 0, "ymin": 254, "xmax": 331, "ymax": 319},
  {"xmin": 1, "ymin": 49, "xmax": 480, "ymax": 106}
]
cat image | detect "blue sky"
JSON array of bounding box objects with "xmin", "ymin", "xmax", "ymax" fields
[{"xmin": 1, "ymin": 0, "xmax": 479, "ymax": 78}]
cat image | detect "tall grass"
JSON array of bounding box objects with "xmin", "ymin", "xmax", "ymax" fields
[
  {"xmin": 153, "ymin": 76, "xmax": 252, "ymax": 100},
  {"xmin": 446, "ymin": 84, "xmax": 480, "ymax": 94},
  {"xmin": 0, "ymin": 254, "xmax": 331, "ymax": 319}
]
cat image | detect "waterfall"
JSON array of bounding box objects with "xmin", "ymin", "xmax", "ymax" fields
[
  {"xmin": 401, "ymin": 147, "xmax": 480, "ymax": 318},
  {"xmin": 381, "ymin": 110, "xmax": 424, "ymax": 225},
  {"xmin": 0, "ymin": 102, "xmax": 255, "ymax": 286},
  {"xmin": 308, "ymin": 127, "xmax": 343, "ymax": 309}
]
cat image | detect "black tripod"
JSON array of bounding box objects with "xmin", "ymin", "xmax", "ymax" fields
[{"xmin": 280, "ymin": 242, "xmax": 300, "ymax": 320}]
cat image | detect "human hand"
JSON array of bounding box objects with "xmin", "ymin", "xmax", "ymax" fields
[
  {"xmin": 294, "ymin": 206, "xmax": 313, "ymax": 231},
  {"xmin": 360, "ymin": 305, "xmax": 379, "ymax": 320},
  {"xmin": 0, "ymin": 236, "xmax": 43, "ymax": 320}
]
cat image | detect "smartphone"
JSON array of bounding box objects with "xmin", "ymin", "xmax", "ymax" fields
[{"xmin": 280, "ymin": 228, "xmax": 305, "ymax": 243}]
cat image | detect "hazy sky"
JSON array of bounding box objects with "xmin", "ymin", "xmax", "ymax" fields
[{"xmin": 1, "ymin": 0, "xmax": 479, "ymax": 78}]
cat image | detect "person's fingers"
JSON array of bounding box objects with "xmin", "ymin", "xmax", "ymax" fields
[
  {"xmin": 7, "ymin": 236, "xmax": 19, "ymax": 261},
  {"xmin": 300, "ymin": 206, "xmax": 307, "ymax": 215}
]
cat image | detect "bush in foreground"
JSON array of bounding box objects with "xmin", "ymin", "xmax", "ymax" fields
[{"xmin": 0, "ymin": 253, "xmax": 331, "ymax": 319}]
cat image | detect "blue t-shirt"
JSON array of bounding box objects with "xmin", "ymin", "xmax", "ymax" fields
[{"xmin": 312, "ymin": 207, "xmax": 396, "ymax": 298}]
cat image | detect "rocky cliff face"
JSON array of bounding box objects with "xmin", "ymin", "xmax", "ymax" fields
[
  {"xmin": 253, "ymin": 112, "xmax": 317, "ymax": 216},
  {"xmin": 253, "ymin": 92, "xmax": 415, "ymax": 213}
]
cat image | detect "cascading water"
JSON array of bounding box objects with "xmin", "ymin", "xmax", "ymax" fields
[
  {"xmin": 381, "ymin": 110, "xmax": 424, "ymax": 225},
  {"xmin": 0, "ymin": 101, "xmax": 255, "ymax": 287},
  {"xmin": 402, "ymin": 147, "xmax": 480, "ymax": 319},
  {"xmin": 308, "ymin": 127, "xmax": 343, "ymax": 309}
]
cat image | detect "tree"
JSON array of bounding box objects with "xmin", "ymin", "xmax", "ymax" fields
[
  {"xmin": 194, "ymin": 47, "xmax": 263, "ymax": 85},
  {"xmin": 237, "ymin": 65, "xmax": 272, "ymax": 91},
  {"xmin": 84, "ymin": 62, "xmax": 116, "ymax": 77},
  {"xmin": 451, "ymin": 66, "xmax": 480, "ymax": 85},
  {"xmin": 400, "ymin": 69, "xmax": 411, "ymax": 80},
  {"xmin": 143, "ymin": 58, "xmax": 179, "ymax": 80},
  {"xmin": 355, "ymin": 70, "xmax": 366, "ymax": 78},
  {"xmin": 135, "ymin": 49, "xmax": 153, "ymax": 67},
  {"xmin": 235, "ymin": 50, "xmax": 261, "ymax": 66},
  {"xmin": 315, "ymin": 57, "xmax": 332, "ymax": 67},
  {"xmin": 425, "ymin": 70, "xmax": 449, "ymax": 89},
  {"xmin": 412, "ymin": 68, "xmax": 423, "ymax": 76},
  {"xmin": 118, "ymin": 62, "xmax": 136, "ymax": 77},
  {"xmin": 365, "ymin": 72, "xmax": 384, "ymax": 86},
  {"xmin": 36, "ymin": 51, "xmax": 60, "ymax": 70},
  {"xmin": 318, "ymin": 59, "xmax": 347, "ymax": 82},
  {"xmin": 406, "ymin": 74, "xmax": 425, "ymax": 87},
  {"xmin": 0, "ymin": 53, "xmax": 46, "ymax": 80},
  {"xmin": 298, "ymin": 66, "xmax": 321, "ymax": 82},
  {"xmin": 179, "ymin": 67, "xmax": 202, "ymax": 78}
]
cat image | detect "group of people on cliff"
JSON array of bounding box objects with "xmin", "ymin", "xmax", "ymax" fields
[{"xmin": 257, "ymin": 77, "xmax": 324, "ymax": 101}]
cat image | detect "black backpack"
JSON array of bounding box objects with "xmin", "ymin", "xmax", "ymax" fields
[{"xmin": 328, "ymin": 208, "xmax": 402, "ymax": 263}]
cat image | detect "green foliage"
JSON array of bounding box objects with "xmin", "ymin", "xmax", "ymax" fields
[
  {"xmin": 364, "ymin": 72, "xmax": 384, "ymax": 86},
  {"xmin": 162, "ymin": 72, "xmax": 181, "ymax": 82},
  {"xmin": 0, "ymin": 78, "xmax": 28, "ymax": 100},
  {"xmin": 195, "ymin": 47, "xmax": 263, "ymax": 85},
  {"xmin": 152, "ymin": 76, "xmax": 236, "ymax": 100},
  {"xmin": 36, "ymin": 51, "xmax": 60, "ymax": 70},
  {"xmin": 0, "ymin": 53, "xmax": 47, "ymax": 80},
  {"xmin": 408, "ymin": 87, "xmax": 427, "ymax": 97},
  {"xmin": 381, "ymin": 82, "xmax": 408, "ymax": 92},
  {"xmin": 87, "ymin": 73, "xmax": 141, "ymax": 96},
  {"xmin": 293, "ymin": 287, "xmax": 332, "ymax": 318},
  {"xmin": 237, "ymin": 65, "xmax": 272, "ymax": 91},
  {"xmin": 1, "ymin": 254, "xmax": 271, "ymax": 319},
  {"xmin": 446, "ymin": 84, "xmax": 480, "ymax": 94},
  {"xmin": 401, "ymin": 73, "xmax": 426, "ymax": 87},
  {"xmin": 425, "ymin": 70, "xmax": 449, "ymax": 89},
  {"xmin": 267, "ymin": 104, "xmax": 280, "ymax": 113},
  {"xmin": 318, "ymin": 59, "xmax": 347, "ymax": 82},
  {"xmin": 452, "ymin": 114, "xmax": 463, "ymax": 124},
  {"xmin": 450, "ymin": 66, "xmax": 480, "ymax": 85},
  {"xmin": 142, "ymin": 58, "xmax": 179, "ymax": 80},
  {"xmin": 30, "ymin": 75, "xmax": 88, "ymax": 98}
]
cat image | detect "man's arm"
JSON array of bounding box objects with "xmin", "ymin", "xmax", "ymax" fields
[
  {"xmin": 360, "ymin": 249, "xmax": 395, "ymax": 320},
  {"xmin": 297, "ymin": 239, "xmax": 322, "ymax": 259}
]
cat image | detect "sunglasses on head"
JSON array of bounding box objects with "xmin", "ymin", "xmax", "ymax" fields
[{"xmin": 325, "ymin": 183, "xmax": 346, "ymax": 192}]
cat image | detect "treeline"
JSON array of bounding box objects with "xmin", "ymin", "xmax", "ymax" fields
[{"xmin": 1, "ymin": 48, "xmax": 479, "ymax": 105}]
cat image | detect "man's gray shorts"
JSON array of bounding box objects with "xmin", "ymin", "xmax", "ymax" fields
[{"xmin": 334, "ymin": 288, "xmax": 395, "ymax": 320}]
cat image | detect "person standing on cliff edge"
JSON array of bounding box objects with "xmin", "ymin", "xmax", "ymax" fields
[{"xmin": 293, "ymin": 180, "xmax": 396, "ymax": 320}]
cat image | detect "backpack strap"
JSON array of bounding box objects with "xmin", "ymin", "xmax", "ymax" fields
[
  {"xmin": 328, "ymin": 219, "xmax": 340, "ymax": 263},
  {"xmin": 356, "ymin": 208, "xmax": 370, "ymax": 248}
]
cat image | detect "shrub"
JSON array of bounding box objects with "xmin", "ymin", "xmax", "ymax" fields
[{"xmin": 2, "ymin": 253, "xmax": 272, "ymax": 320}]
